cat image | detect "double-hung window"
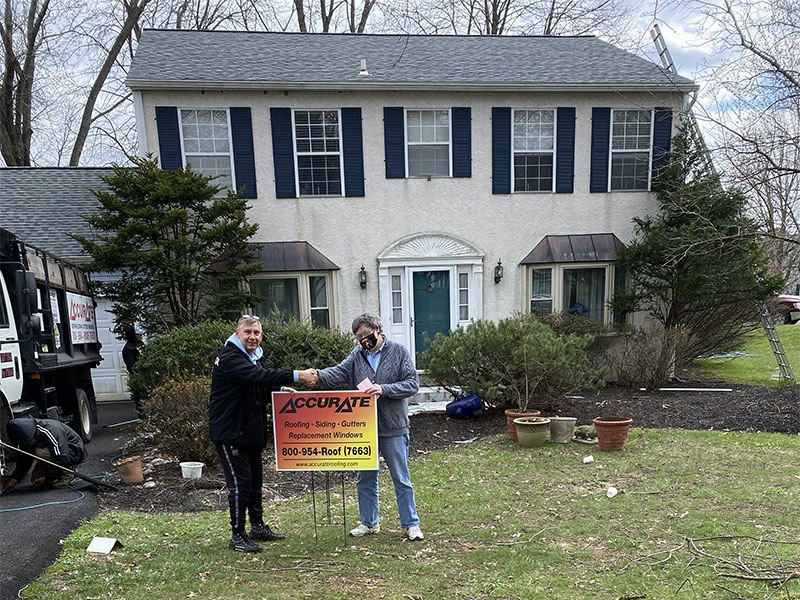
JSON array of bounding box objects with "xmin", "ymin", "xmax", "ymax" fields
[
  {"xmin": 610, "ymin": 109, "xmax": 652, "ymax": 191},
  {"xmin": 406, "ymin": 109, "xmax": 450, "ymax": 177},
  {"xmin": 527, "ymin": 264, "xmax": 624, "ymax": 324},
  {"xmin": 294, "ymin": 110, "xmax": 342, "ymax": 196},
  {"xmin": 513, "ymin": 109, "xmax": 555, "ymax": 192},
  {"xmin": 250, "ymin": 272, "xmax": 334, "ymax": 327},
  {"xmin": 179, "ymin": 109, "xmax": 234, "ymax": 188}
]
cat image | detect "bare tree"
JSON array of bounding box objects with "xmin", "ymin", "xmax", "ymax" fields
[
  {"xmin": 692, "ymin": 0, "xmax": 800, "ymax": 289},
  {"xmin": 0, "ymin": 0, "xmax": 51, "ymax": 166}
]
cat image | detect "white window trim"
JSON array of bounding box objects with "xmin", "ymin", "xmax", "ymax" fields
[
  {"xmin": 511, "ymin": 108, "xmax": 557, "ymax": 193},
  {"xmin": 607, "ymin": 108, "xmax": 655, "ymax": 192},
  {"xmin": 291, "ymin": 108, "xmax": 345, "ymax": 198},
  {"xmin": 177, "ymin": 107, "xmax": 236, "ymax": 190},
  {"xmin": 525, "ymin": 263, "xmax": 617, "ymax": 324},
  {"xmin": 249, "ymin": 271, "xmax": 338, "ymax": 327},
  {"xmin": 404, "ymin": 108, "xmax": 452, "ymax": 178}
]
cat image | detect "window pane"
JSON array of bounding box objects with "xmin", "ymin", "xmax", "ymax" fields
[
  {"xmin": 531, "ymin": 299, "xmax": 553, "ymax": 315},
  {"xmin": 610, "ymin": 152, "xmax": 649, "ymax": 190},
  {"xmin": 612, "ymin": 109, "xmax": 651, "ymax": 151},
  {"xmin": 408, "ymin": 145, "xmax": 449, "ymax": 177},
  {"xmin": 180, "ymin": 109, "xmax": 232, "ymax": 187},
  {"xmin": 250, "ymin": 279, "xmax": 300, "ymax": 321},
  {"xmin": 562, "ymin": 268, "xmax": 606, "ymax": 322},
  {"xmin": 531, "ymin": 268, "xmax": 552, "ymax": 299},
  {"xmin": 297, "ymin": 154, "xmax": 341, "ymax": 196},
  {"xmin": 391, "ymin": 274, "xmax": 403, "ymax": 324},
  {"xmin": 309, "ymin": 276, "xmax": 327, "ymax": 309},
  {"xmin": 310, "ymin": 309, "xmax": 330, "ymax": 328},
  {"xmin": 514, "ymin": 153, "xmax": 553, "ymax": 192}
]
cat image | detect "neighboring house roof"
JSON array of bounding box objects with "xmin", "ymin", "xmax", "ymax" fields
[
  {"xmin": 127, "ymin": 30, "xmax": 696, "ymax": 92},
  {"xmin": 0, "ymin": 168, "xmax": 112, "ymax": 263},
  {"xmin": 520, "ymin": 233, "xmax": 624, "ymax": 264}
]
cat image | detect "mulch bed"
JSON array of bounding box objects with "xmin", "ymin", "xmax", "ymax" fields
[{"xmin": 99, "ymin": 382, "xmax": 799, "ymax": 514}]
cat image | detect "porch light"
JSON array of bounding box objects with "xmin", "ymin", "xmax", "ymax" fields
[
  {"xmin": 494, "ymin": 259, "xmax": 504, "ymax": 284},
  {"xmin": 358, "ymin": 264, "xmax": 368, "ymax": 289}
]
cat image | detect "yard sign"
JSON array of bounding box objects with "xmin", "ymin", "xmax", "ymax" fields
[{"xmin": 271, "ymin": 391, "xmax": 378, "ymax": 471}]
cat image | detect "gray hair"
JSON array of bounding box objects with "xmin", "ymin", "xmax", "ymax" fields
[
  {"xmin": 351, "ymin": 312, "xmax": 382, "ymax": 335},
  {"xmin": 237, "ymin": 314, "xmax": 261, "ymax": 329}
]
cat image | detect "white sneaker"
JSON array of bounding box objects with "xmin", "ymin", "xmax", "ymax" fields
[
  {"xmin": 407, "ymin": 525, "xmax": 424, "ymax": 541},
  {"xmin": 349, "ymin": 523, "xmax": 380, "ymax": 537}
]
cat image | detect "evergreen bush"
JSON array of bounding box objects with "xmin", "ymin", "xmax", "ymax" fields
[
  {"xmin": 139, "ymin": 377, "xmax": 217, "ymax": 465},
  {"xmin": 420, "ymin": 314, "xmax": 605, "ymax": 411},
  {"xmin": 129, "ymin": 317, "xmax": 355, "ymax": 409}
]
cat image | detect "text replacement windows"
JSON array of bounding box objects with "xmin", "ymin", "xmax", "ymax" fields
[
  {"xmin": 294, "ymin": 110, "xmax": 342, "ymax": 196},
  {"xmin": 180, "ymin": 109, "xmax": 233, "ymax": 188},
  {"xmin": 513, "ymin": 109, "xmax": 555, "ymax": 192},
  {"xmin": 406, "ymin": 109, "xmax": 450, "ymax": 177},
  {"xmin": 610, "ymin": 109, "xmax": 652, "ymax": 191}
]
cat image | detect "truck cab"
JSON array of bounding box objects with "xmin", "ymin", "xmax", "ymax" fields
[{"xmin": 0, "ymin": 228, "xmax": 102, "ymax": 453}]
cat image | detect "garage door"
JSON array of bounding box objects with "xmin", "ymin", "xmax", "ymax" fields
[{"xmin": 92, "ymin": 297, "xmax": 130, "ymax": 401}]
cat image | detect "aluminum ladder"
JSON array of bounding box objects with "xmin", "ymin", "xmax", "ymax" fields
[{"xmin": 761, "ymin": 306, "xmax": 795, "ymax": 382}]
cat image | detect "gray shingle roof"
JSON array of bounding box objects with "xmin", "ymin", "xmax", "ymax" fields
[
  {"xmin": 128, "ymin": 30, "xmax": 695, "ymax": 91},
  {"xmin": 0, "ymin": 168, "xmax": 113, "ymax": 262}
]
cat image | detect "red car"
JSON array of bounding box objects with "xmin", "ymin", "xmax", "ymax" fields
[{"xmin": 777, "ymin": 294, "xmax": 800, "ymax": 324}]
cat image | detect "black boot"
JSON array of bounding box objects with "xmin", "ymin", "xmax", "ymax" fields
[
  {"xmin": 250, "ymin": 523, "xmax": 286, "ymax": 541},
  {"xmin": 229, "ymin": 531, "xmax": 262, "ymax": 553}
]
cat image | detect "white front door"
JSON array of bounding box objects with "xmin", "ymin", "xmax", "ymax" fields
[{"xmin": 91, "ymin": 298, "xmax": 129, "ymax": 401}]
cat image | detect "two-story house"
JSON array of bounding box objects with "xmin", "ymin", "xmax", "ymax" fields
[{"xmin": 127, "ymin": 31, "xmax": 696, "ymax": 363}]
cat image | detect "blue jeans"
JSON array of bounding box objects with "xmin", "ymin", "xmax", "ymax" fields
[{"xmin": 357, "ymin": 434, "xmax": 419, "ymax": 529}]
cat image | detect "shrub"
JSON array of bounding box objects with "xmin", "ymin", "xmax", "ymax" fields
[
  {"xmin": 420, "ymin": 314, "xmax": 606, "ymax": 411},
  {"xmin": 130, "ymin": 317, "xmax": 356, "ymax": 407},
  {"xmin": 612, "ymin": 324, "xmax": 690, "ymax": 390},
  {"xmin": 139, "ymin": 377, "xmax": 217, "ymax": 465}
]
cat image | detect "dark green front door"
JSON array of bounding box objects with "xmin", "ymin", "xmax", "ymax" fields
[{"xmin": 413, "ymin": 270, "xmax": 450, "ymax": 358}]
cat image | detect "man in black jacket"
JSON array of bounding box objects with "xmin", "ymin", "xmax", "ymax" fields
[
  {"xmin": 3, "ymin": 418, "xmax": 88, "ymax": 492},
  {"xmin": 209, "ymin": 315, "xmax": 317, "ymax": 553}
]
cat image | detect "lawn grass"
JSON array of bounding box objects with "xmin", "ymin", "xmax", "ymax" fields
[
  {"xmin": 24, "ymin": 428, "xmax": 800, "ymax": 599},
  {"xmin": 693, "ymin": 324, "xmax": 800, "ymax": 386}
]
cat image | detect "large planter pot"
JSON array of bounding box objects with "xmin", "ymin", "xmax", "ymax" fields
[
  {"xmin": 505, "ymin": 408, "xmax": 541, "ymax": 441},
  {"xmin": 593, "ymin": 417, "xmax": 633, "ymax": 451},
  {"xmin": 549, "ymin": 416, "xmax": 578, "ymax": 443},
  {"xmin": 113, "ymin": 455, "xmax": 143, "ymax": 484},
  {"xmin": 513, "ymin": 417, "xmax": 551, "ymax": 448}
]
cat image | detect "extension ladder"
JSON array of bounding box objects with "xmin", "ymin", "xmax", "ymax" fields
[{"xmin": 761, "ymin": 307, "xmax": 796, "ymax": 382}]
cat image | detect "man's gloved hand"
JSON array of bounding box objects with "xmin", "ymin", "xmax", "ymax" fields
[
  {"xmin": 31, "ymin": 476, "xmax": 47, "ymax": 487},
  {"xmin": 3, "ymin": 477, "xmax": 18, "ymax": 493}
]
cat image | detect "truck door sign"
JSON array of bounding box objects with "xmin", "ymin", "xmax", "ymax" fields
[{"xmin": 66, "ymin": 292, "xmax": 97, "ymax": 344}]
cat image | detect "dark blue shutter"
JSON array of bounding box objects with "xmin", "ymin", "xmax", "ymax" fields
[
  {"xmin": 383, "ymin": 107, "xmax": 405, "ymax": 178},
  {"xmin": 230, "ymin": 107, "xmax": 257, "ymax": 199},
  {"xmin": 270, "ymin": 107, "xmax": 296, "ymax": 199},
  {"xmin": 651, "ymin": 108, "xmax": 673, "ymax": 182},
  {"xmin": 155, "ymin": 107, "xmax": 181, "ymax": 171},
  {"xmin": 590, "ymin": 107, "xmax": 611, "ymax": 193},
  {"xmin": 492, "ymin": 107, "xmax": 511, "ymax": 194},
  {"xmin": 341, "ymin": 108, "xmax": 365, "ymax": 197},
  {"xmin": 452, "ymin": 107, "xmax": 471, "ymax": 178},
  {"xmin": 556, "ymin": 107, "xmax": 575, "ymax": 193}
]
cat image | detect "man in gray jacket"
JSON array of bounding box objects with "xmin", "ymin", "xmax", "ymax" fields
[{"xmin": 316, "ymin": 313, "xmax": 423, "ymax": 541}]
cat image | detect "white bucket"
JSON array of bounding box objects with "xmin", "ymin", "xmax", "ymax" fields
[{"xmin": 179, "ymin": 461, "xmax": 204, "ymax": 479}]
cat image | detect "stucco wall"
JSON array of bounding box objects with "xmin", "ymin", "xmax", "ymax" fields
[{"xmin": 137, "ymin": 88, "xmax": 683, "ymax": 329}]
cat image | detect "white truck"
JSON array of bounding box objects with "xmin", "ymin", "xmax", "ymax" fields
[{"xmin": 0, "ymin": 227, "xmax": 101, "ymax": 464}]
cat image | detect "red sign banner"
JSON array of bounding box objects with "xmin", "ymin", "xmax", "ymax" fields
[{"xmin": 271, "ymin": 390, "xmax": 379, "ymax": 472}]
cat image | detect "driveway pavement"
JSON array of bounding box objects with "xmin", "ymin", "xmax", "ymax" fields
[{"xmin": 0, "ymin": 401, "xmax": 138, "ymax": 600}]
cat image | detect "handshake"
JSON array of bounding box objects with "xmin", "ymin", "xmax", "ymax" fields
[{"xmin": 297, "ymin": 368, "xmax": 318, "ymax": 386}]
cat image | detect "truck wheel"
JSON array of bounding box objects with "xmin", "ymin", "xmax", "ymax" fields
[{"xmin": 72, "ymin": 388, "xmax": 93, "ymax": 443}]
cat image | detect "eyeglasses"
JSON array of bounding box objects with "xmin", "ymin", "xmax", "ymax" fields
[
  {"xmin": 240, "ymin": 314, "xmax": 260, "ymax": 321},
  {"xmin": 355, "ymin": 329, "xmax": 375, "ymax": 341}
]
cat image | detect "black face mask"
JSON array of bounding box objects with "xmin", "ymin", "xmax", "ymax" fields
[{"xmin": 360, "ymin": 332, "xmax": 378, "ymax": 350}]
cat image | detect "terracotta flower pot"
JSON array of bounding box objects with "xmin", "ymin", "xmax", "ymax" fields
[
  {"xmin": 593, "ymin": 417, "xmax": 633, "ymax": 451},
  {"xmin": 504, "ymin": 408, "xmax": 541, "ymax": 441},
  {"xmin": 113, "ymin": 455, "xmax": 143, "ymax": 484},
  {"xmin": 513, "ymin": 417, "xmax": 551, "ymax": 448}
]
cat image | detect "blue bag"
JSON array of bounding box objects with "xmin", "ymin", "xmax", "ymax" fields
[{"xmin": 445, "ymin": 392, "xmax": 484, "ymax": 420}]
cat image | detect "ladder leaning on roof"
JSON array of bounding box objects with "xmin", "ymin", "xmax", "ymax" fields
[{"xmin": 760, "ymin": 306, "xmax": 795, "ymax": 383}]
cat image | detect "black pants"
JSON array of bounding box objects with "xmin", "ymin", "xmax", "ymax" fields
[{"xmin": 216, "ymin": 444, "xmax": 264, "ymax": 533}]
